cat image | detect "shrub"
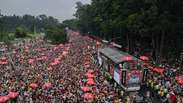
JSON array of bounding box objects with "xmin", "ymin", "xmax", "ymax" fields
[{"xmin": 15, "ymin": 26, "xmax": 27, "ymax": 38}]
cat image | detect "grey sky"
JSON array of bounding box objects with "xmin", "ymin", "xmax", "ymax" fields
[{"xmin": 0, "ymin": 0, "xmax": 91, "ymax": 22}]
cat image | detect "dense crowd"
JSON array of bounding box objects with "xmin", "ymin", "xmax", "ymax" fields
[
  {"xmin": 145, "ymin": 62, "xmax": 183, "ymax": 103},
  {"xmin": 0, "ymin": 31, "xmax": 182, "ymax": 103},
  {"xmin": 0, "ymin": 32, "xmax": 127, "ymax": 103}
]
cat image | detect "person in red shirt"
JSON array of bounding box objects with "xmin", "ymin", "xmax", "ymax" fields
[{"xmin": 167, "ymin": 91, "xmax": 177, "ymax": 103}]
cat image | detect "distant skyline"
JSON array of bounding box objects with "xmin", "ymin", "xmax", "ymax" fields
[{"xmin": 0, "ymin": 0, "xmax": 91, "ymax": 22}]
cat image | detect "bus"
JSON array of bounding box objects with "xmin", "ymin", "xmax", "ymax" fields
[{"xmin": 97, "ymin": 47, "xmax": 148, "ymax": 92}]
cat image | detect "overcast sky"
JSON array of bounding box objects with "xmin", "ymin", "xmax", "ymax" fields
[{"xmin": 0, "ymin": 0, "xmax": 91, "ymax": 22}]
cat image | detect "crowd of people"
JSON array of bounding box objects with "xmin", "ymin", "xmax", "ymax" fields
[
  {"xmin": 0, "ymin": 31, "xmax": 128, "ymax": 103},
  {"xmin": 144, "ymin": 62, "xmax": 183, "ymax": 103},
  {"xmin": 89, "ymin": 33, "xmax": 183, "ymax": 103},
  {"xmin": 0, "ymin": 30, "xmax": 182, "ymax": 103}
]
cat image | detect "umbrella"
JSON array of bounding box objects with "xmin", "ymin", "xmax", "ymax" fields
[
  {"xmin": 175, "ymin": 77, "xmax": 183, "ymax": 85},
  {"xmin": 82, "ymin": 93, "xmax": 94, "ymax": 100},
  {"xmin": 140, "ymin": 56, "xmax": 149, "ymax": 61},
  {"xmin": 85, "ymin": 73, "xmax": 95, "ymax": 78},
  {"xmin": 87, "ymin": 79, "xmax": 95, "ymax": 85},
  {"xmin": 30, "ymin": 83, "xmax": 38, "ymax": 89},
  {"xmin": 81, "ymin": 86, "xmax": 91, "ymax": 92},
  {"xmin": 43, "ymin": 83, "xmax": 52, "ymax": 89},
  {"xmin": 0, "ymin": 96, "xmax": 9, "ymax": 103},
  {"xmin": 0, "ymin": 61, "xmax": 8, "ymax": 65},
  {"xmin": 8, "ymin": 92, "xmax": 19, "ymax": 99},
  {"xmin": 28, "ymin": 59, "xmax": 34, "ymax": 64},
  {"xmin": 50, "ymin": 60, "xmax": 60, "ymax": 66},
  {"xmin": 153, "ymin": 67, "xmax": 165, "ymax": 75}
]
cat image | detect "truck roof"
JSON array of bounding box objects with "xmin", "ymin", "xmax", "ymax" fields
[{"xmin": 98, "ymin": 47, "xmax": 138, "ymax": 64}]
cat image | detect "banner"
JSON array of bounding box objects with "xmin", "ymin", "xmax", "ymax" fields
[
  {"xmin": 142, "ymin": 68, "xmax": 148, "ymax": 83},
  {"xmin": 121, "ymin": 70, "xmax": 127, "ymax": 85},
  {"xmin": 127, "ymin": 70, "xmax": 142, "ymax": 85}
]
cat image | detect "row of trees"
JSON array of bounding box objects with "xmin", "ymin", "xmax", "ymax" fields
[
  {"xmin": 0, "ymin": 14, "xmax": 60, "ymax": 43},
  {"xmin": 73, "ymin": 0, "xmax": 183, "ymax": 64},
  {"xmin": 0, "ymin": 14, "xmax": 59, "ymax": 33},
  {"xmin": 0, "ymin": 13, "xmax": 69, "ymax": 45}
]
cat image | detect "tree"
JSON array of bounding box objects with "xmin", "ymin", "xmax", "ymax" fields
[
  {"xmin": 0, "ymin": 14, "xmax": 59, "ymax": 33},
  {"xmin": 74, "ymin": 0, "xmax": 183, "ymax": 64},
  {"xmin": 45, "ymin": 26, "xmax": 67, "ymax": 44},
  {"xmin": 15, "ymin": 26, "xmax": 28, "ymax": 38},
  {"xmin": 62, "ymin": 19, "xmax": 79, "ymax": 30}
]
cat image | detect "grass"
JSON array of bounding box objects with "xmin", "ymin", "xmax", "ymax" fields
[{"xmin": 26, "ymin": 32, "xmax": 44, "ymax": 39}]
